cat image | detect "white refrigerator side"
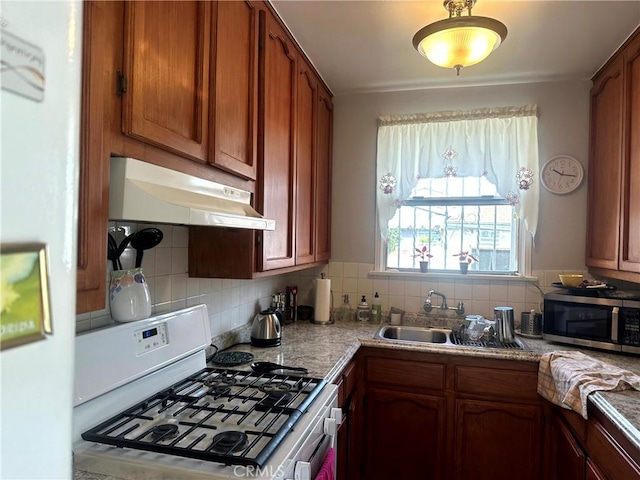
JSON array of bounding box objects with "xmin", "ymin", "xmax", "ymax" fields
[{"xmin": 1, "ymin": 2, "xmax": 82, "ymax": 479}]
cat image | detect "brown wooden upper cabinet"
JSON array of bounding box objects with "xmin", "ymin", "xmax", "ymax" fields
[
  {"xmin": 77, "ymin": 1, "xmax": 332, "ymax": 306},
  {"xmin": 188, "ymin": 5, "xmax": 333, "ymax": 278},
  {"xmin": 586, "ymin": 27, "xmax": 640, "ymax": 281},
  {"xmin": 121, "ymin": 0, "xmax": 258, "ymax": 180},
  {"xmin": 257, "ymin": 9, "xmax": 297, "ymax": 271}
]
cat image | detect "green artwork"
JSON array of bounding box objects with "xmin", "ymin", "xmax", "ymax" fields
[{"xmin": 1, "ymin": 245, "xmax": 51, "ymax": 350}]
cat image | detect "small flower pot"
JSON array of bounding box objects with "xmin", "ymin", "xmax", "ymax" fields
[
  {"xmin": 419, "ymin": 261, "xmax": 430, "ymax": 273},
  {"xmin": 459, "ymin": 262, "xmax": 469, "ymax": 274}
]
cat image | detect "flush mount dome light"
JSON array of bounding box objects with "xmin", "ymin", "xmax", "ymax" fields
[{"xmin": 413, "ymin": 0, "xmax": 507, "ymax": 75}]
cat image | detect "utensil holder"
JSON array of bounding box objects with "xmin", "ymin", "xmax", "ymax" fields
[
  {"xmin": 494, "ymin": 306, "xmax": 515, "ymax": 342},
  {"xmin": 109, "ymin": 268, "xmax": 151, "ymax": 322}
]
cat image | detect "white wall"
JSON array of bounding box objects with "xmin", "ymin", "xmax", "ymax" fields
[
  {"xmin": 1, "ymin": 2, "xmax": 82, "ymax": 478},
  {"xmin": 331, "ymin": 80, "xmax": 592, "ymax": 270}
]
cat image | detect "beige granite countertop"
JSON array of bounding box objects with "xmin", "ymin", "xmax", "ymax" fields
[
  {"xmin": 216, "ymin": 318, "xmax": 640, "ymax": 452},
  {"xmin": 75, "ymin": 317, "xmax": 640, "ymax": 479}
]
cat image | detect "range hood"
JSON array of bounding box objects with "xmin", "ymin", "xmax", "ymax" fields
[{"xmin": 109, "ymin": 157, "xmax": 275, "ymax": 230}]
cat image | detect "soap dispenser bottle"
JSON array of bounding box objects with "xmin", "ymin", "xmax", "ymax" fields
[
  {"xmin": 372, "ymin": 292, "xmax": 382, "ymax": 322},
  {"xmin": 339, "ymin": 294, "xmax": 353, "ymax": 322},
  {"xmin": 357, "ymin": 295, "xmax": 371, "ymax": 322}
]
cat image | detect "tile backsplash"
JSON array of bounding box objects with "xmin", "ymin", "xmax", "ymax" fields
[
  {"xmin": 77, "ymin": 224, "xmax": 639, "ymax": 335},
  {"xmin": 76, "ymin": 222, "xmax": 326, "ymax": 336}
]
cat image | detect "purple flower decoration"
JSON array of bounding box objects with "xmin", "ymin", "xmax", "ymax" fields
[
  {"xmin": 441, "ymin": 148, "xmax": 458, "ymax": 162},
  {"xmin": 444, "ymin": 165, "xmax": 458, "ymax": 177},
  {"xmin": 506, "ymin": 191, "xmax": 520, "ymax": 207},
  {"xmin": 134, "ymin": 273, "xmax": 145, "ymax": 283},
  {"xmin": 516, "ymin": 167, "xmax": 534, "ymax": 190},
  {"xmin": 379, "ymin": 173, "xmax": 397, "ymax": 195}
]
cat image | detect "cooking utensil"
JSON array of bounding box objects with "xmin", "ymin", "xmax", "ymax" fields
[
  {"xmin": 250, "ymin": 310, "xmax": 282, "ymax": 347},
  {"xmin": 107, "ymin": 233, "xmax": 119, "ymax": 270},
  {"xmin": 520, "ymin": 310, "xmax": 543, "ymax": 338},
  {"xmin": 114, "ymin": 232, "xmax": 135, "ymax": 270},
  {"xmin": 131, "ymin": 228, "xmax": 163, "ymax": 268},
  {"xmin": 250, "ymin": 362, "xmax": 308, "ymax": 374}
]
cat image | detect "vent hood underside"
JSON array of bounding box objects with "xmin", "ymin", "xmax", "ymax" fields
[{"xmin": 109, "ymin": 157, "xmax": 275, "ymax": 230}]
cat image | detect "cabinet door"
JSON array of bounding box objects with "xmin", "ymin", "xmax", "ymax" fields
[
  {"xmin": 549, "ymin": 415, "xmax": 586, "ymax": 480},
  {"xmin": 363, "ymin": 388, "xmax": 446, "ymax": 480},
  {"xmin": 586, "ymin": 459, "xmax": 608, "ymax": 480},
  {"xmin": 586, "ymin": 56, "xmax": 624, "ymax": 269},
  {"xmin": 315, "ymin": 84, "xmax": 333, "ymax": 262},
  {"xmin": 122, "ymin": 1, "xmax": 210, "ymax": 162},
  {"xmin": 257, "ymin": 9, "xmax": 297, "ymax": 271},
  {"xmin": 620, "ymin": 33, "xmax": 640, "ymax": 273},
  {"xmin": 295, "ymin": 58, "xmax": 317, "ymax": 265},
  {"xmin": 211, "ymin": 0, "xmax": 258, "ymax": 180},
  {"xmin": 454, "ymin": 399, "xmax": 542, "ymax": 480},
  {"xmin": 77, "ymin": 1, "xmax": 123, "ymax": 313}
]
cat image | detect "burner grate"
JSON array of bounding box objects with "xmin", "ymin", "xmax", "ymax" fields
[{"xmin": 81, "ymin": 367, "xmax": 325, "ymax": 468}]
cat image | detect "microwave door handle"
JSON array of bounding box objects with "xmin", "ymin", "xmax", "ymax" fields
[{"xmin": 612, "ymin": 306, "xmax": 620, "ymax": 342}]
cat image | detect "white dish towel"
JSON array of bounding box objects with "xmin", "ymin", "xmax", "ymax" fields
[{"xmin": 538, "ymin": 350, "xmax": 640, "ymax": 418}]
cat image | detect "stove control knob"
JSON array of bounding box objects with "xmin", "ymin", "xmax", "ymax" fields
[
  {"xmin": 323, "ymin": 417, "xmax": 337, "ymax": 436},
  {"xmin": 331, "ymin": 407, "xmax": 343, "ymax": 425},
  {"xmin": 294, "ymin": 461, "xmax": 311, "ymax": 480}
]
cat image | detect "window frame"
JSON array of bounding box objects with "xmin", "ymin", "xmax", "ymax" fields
[{"xmin": 375, "ymin": 198, "xmax": 532, "ymax": 279}]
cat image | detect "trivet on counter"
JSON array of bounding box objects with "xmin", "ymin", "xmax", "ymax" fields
[{"xmin": 209, "ymin": 351, "xmax": 254, "ymax": 367}]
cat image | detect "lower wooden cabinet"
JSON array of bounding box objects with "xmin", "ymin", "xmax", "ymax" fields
[
  {"xmin": 545, "ymin": 401, "xmax": 640, "ymax": 480},
  {"xmin": 359, "ymin": 348, "xmax": 543, "ymax": 480},
  {"xmin": 548, "ymin": 412, "xmax": 586, "ymax": 480},
  {"xmin": 363, "ymin": 387, "xmax": 446, "ymax": 480},
  {"xmin": 334, "ymin": 359, "xmax": 361, "ymax": 480},
  {"xmin": 454, "ymin": 399, "xmax": 542, "ymax": 480},
  {"xmin": 586, "ymin": 459, "xmax": 607, "ymax": 480}
]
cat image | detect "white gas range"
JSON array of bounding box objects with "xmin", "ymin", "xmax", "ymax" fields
[{"xmin": 72, "ymin": 305, "xmax": 339, "ymax": 480}]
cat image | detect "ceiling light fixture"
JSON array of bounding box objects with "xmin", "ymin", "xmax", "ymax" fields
[{"xmin": 413, "ymin": 0, "xmax": 507, "ymax": 76}]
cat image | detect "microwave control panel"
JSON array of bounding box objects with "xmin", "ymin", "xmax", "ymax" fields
[{"xmin": 622, "ymin": 308, "xmax": 640, "ymax": 347}]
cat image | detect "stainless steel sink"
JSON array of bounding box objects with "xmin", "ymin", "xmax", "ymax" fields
[
  {"xmin": 374, "ymin": 325, "xmax": 454, "ymax": 345},
  {"xmin": 374, "ymin": 324, "xmax": 529, "ymax": 351}
]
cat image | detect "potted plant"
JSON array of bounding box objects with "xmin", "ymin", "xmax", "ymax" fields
[
  {"xmin": 413, "ymin": 246, "xmax": 433, "ymax": 273},
  {"xmin": 453, "ymin": 251, "xmax": 478, "ymax": 274}
]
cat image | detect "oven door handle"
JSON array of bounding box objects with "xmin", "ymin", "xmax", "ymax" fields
[{"xmin": 612, "ymin": 306, "xmax": 619, "ymax": 342}]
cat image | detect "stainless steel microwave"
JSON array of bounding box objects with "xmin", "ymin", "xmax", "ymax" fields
[{"xmin": 543, "ymin": 292, "xmax": 640, "ymax": 355}]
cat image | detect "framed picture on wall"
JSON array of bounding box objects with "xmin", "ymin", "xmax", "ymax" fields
[{"xmin": 1, "ymin": 243, "xmax": 52, "ymax": 350}]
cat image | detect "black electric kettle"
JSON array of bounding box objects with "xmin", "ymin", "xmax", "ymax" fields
[{"xmin": 250, "ymin": 310, "xmax": 282, "ymax": 347}]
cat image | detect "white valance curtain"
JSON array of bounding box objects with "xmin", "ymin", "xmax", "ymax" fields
[{"xmin": 376, "ymin": 104, "xmax": 539, "ymax": 241}]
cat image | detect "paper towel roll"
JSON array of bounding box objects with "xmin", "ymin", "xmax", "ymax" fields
[{"xmin": 314, "ymin": 278, "xmax": 332, "ymax": 322}]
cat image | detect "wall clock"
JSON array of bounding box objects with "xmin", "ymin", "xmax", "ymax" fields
[{"xmin": 540, "ymin": 155, "xmax": 584, "ymax": 194}]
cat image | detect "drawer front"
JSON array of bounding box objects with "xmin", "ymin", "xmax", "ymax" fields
[
  {"xmin": 455, "ymin": 365, "xmax": 538, "ymax": 400},
  {"xmin": 365, "ymin": 357, "xmax": 445, "ymax": 391}
]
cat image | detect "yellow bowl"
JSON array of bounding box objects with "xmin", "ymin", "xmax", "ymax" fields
[{"xmin": 559, "ymin": 274, "xmax": 584, "ymax": 288}]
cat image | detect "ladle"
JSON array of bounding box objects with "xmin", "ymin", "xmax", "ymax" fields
[
  {"xmin": 250, "ymin": 361, "xmax": 308, "ymax": 374},
  {"xmin": 131, "ymin": 228, "xmax": 164, "ymax": 268}
]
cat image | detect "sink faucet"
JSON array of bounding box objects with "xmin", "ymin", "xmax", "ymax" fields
[
  {"xmin": 429, "ymin": 290, "xmax": 448, "ymax": 310},
  {"xmin": 423, "ymin": 291, "xmax": 465, "ymax": 315}
]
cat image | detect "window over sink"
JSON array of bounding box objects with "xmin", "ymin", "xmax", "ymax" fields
[
  {"xmin": 385, "ymin": 176, "xmax": 519, "ymax": 274},
  {"xmin": 375, "ymin": 105, "xmax": 539, "ymax": 277}
]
